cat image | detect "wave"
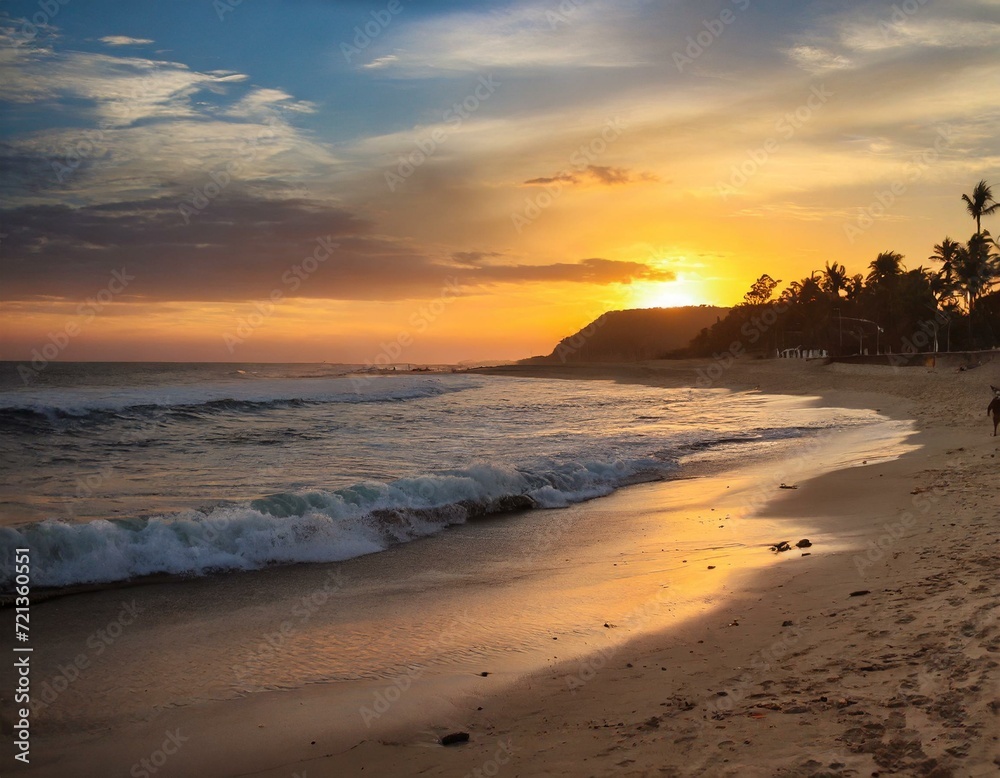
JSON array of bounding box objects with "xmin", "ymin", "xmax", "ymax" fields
[
  {"xmin": 0, "ymin": 376, "xmax": 479, "ymax": 427},
  {"xmin": 0, "ymin": 456, "xmax": 677, "ymax": 590}
]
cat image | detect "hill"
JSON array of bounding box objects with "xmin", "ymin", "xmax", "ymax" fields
[{"xmin": 522, "ymin": 306, "xmax": 729, "ymax": 364}]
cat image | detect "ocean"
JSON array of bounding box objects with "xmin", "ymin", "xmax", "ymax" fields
[{"xmin": 0, "ymin": 362, "xmax": 908, "ymax": 591}]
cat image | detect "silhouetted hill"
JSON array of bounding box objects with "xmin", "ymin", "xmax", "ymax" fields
[{"xmin": 522, "ymin": 306, "xmax": 729, "ymax": 364}]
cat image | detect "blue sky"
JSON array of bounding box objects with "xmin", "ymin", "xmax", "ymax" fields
[{"xmin": 1, "ymin": 0, "xmax": 999, "ymax": 361}]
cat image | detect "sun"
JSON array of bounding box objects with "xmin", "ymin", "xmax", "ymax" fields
[{"xmin": 630, "ymin": 278, "xmax": 706, "ymax": 309}]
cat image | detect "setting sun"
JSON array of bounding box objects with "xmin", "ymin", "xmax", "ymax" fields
[{"xmin": 630, "ymin": 277, "xmax": 708, "ymax": 310}]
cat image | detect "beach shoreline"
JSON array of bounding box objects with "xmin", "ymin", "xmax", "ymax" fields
[
  {"xmin": 316, "ymin": 359, "xmax": 1000, "ymax": 776},
  {"xmin": 9, "ymin": 358, "xmax": 1000, "ymax": 777}
]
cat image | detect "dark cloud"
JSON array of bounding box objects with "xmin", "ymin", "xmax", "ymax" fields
[
  {"xmin": 523, "ymin": 165, "xmax": 658, "ymax": 187},
  {"xmin": 469, "ymin": 257, "xmax": 674, "ymax": 285},
  {"xmin": 0, "ymin": 195, "xmax": 672, "ymax": 302},
  {"xmin": 524, "ymin": 172, "xmax": 580, "ymax": 186},
  {"xmin": 450, "ymin": 250, "xmax": 504, "ymax": 266}
]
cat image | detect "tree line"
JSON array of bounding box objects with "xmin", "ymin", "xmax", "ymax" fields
[{"xmin": 682, "ymin": 180, "xmax": 1000, "ymax": 358}]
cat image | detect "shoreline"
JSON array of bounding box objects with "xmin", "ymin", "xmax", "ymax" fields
[
  {"xmin": 9, "ymin": 358, "xmax": 1000, "ymax": 776},
  {"xmin": 319, "ymin": 360, "xmax": 1000, "ymax": 776}
]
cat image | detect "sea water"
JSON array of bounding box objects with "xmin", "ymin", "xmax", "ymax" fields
[{"xmin": 0, "ymin": 362, "xmax": 905, "ymax": 589}]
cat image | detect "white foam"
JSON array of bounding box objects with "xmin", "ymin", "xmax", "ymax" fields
[{"xmin": 0, "ymin": 457, "xmax": 675, "ymax": 588}]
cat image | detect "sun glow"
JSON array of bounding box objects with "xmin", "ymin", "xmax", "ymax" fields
[{"xmin": 630, "ymin": 278, "xmax": 707, "ymax": 309}]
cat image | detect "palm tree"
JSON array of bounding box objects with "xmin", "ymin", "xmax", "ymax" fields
[
  {"xmin": 782, "ymin": 273, "xmax": 823, "ymax": 305},
  {"xmin": 844, "ymin": 273, "xmax": 865, "ymax": 303},
  {"xmin": 821, "ymin": 261, "xmax": 848, "ymax": 298},
  {"xmin": 961, "ymin": 180, "xmax": 999, "ymax": 235},
  {"xmin": 866, "ymin": 251, "xmax": 904, "ymax": 286},
  {"xmin": 929, "ymin": 237, "xmax": 961, "ymax": 305},
  {"xmin": 954, "ymin": 233, "xmax": 1000, "ymax": 313}
]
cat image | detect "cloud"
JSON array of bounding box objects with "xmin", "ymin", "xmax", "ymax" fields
[
  {"xmin": 524, "ymin": 165, "xmax": 656, "ymax": 187},
  {"xmin": 351, "ymin": 0, "xmax": 655, "ymax": 76},
  {"xmin": 451, "ymin": 250, "xmax": 503, "ymax": 266},
  {"xmin": 99, "ymin": 36, "xmax": 154, "ymax": 46},
  {"xmin": 786, "ymin": 45, "xmax": 852, "ymax": 74},
  {"xmin": 361, "ymin": 55, "xmax": 399, "ymax": 70},
  {"xmin": 0, "ymin": 195, "xmax": 674, "ymax": 303},
  {"xmin": 0, "ymin": 27, "xmax": 336, "ymax": 209},
  {"xmin": 224, "ymin": 88, "xmax": 317, "ymax": 119},
  {"xmin": 0, "ymin": 31, "xmax": 238, "ymax": 127}
]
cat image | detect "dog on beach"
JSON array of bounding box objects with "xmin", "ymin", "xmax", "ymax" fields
[{"xmin": 989, "ymin": 386, "xmax": 1000, "ymax": 436}]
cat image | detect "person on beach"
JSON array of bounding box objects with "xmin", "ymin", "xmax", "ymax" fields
[{"xmin": 989, "ymin": 390, "xmax": 1000, "ymax": 436}]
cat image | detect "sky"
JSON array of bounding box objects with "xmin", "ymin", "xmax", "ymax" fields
[{"xmin": 1, "ymin": 0, "xmax": 999, "ymax": 364}]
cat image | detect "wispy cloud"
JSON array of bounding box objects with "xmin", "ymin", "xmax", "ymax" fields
[
  {"xmin": 99, "ymin": 35, "xmax": 154, "ymax": 46},
  {"xmin": 524, "ymin": 165, "xmax": 657, "ymax": 187},
  {"xmin": 224, "ymin": 88, "xmax": 317, "ymax": 119},
  {"xmin": 0, "ymin": 23, "xmax": 336, "ymax": 208},
  {"xmin": 354, "ymin": 0, "xmax": 651, "ymax": 75}
]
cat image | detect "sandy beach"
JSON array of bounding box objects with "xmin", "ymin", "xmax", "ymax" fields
[
  {"xmin": 10, "ymin": 356, "xmax": 1000, "ymax": 777},
  {"xmin": 323, "ymin": 357, "xmax": 1000, "ymax": 777}
]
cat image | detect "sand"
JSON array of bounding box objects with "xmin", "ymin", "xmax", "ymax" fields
[
  {"xmin": 323, "ymin": 358, "xmax": 1000, "ymax": 777},
  {"xmin": 11, "ymin": 356, "xmax": 1000, "ymax": 777}
]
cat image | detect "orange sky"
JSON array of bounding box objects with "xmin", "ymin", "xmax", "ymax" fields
[{"xmin": 2, "ymin": 0, "xmax": 999, "ymax": 363}]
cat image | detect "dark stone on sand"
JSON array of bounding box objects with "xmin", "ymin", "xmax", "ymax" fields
[
  {"xmin": 707, "ymin": 565, "xmax": 716, "ymax": 570},
  {"xmin": 796, "ymin": 539, "xmax": 812, "ymax": 548},
  {"xmin": 440, "ymin": 732, "xmax": 470, "ymax": 746},
  {"xmin": 782, "ymin": 620, "xmax": 794, "ymax": 627},
  {"xmin": 771, "ymin": 541, "xmax": 792, "ymax": 553},
  {"xmin": 850, "ymin": 590, "xmax": 871, "ymax": 597},
  {"xmin": 480, "ymin": 671, "xmax": 489, "ymax": 676}
]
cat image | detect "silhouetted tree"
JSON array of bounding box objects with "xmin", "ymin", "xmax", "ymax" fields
[
  {"xmin": 961, "ymin": 179, "xmax": 998, "ymax": 235},
  {"xmin": 821, "ymin": 261, "xmax": 848, "ymax": 298},
  {"xmin": 743, "ymin": 274, "xmax": 781, "ymax": 306}
]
